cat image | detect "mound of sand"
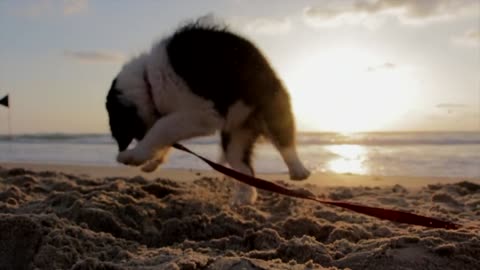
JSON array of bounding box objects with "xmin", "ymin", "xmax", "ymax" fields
[{"xmin": 0, "ymin": 166, "xmax": 479, "ymax": 269}]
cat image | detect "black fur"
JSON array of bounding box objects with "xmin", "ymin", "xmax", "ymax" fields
[
  {"xmin": 166, "ymin": 23, "xmax": 295, "ymax": 147},
  {"xmin": 220, "ymin": 131, "xmax": 230, "ymax": 153},
  {"xmin": 106, "ymin": 79, "xmax": 147, "ymax": 151},
  {"xmin": 262, "ymin": 90, "xmax": 295, "ymax": 147},
  {"xmin": 166, "ymin": 24, "xmax": 286, "ymax": 116}
]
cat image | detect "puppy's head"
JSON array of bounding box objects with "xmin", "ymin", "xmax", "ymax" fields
[
  {"xmin": 106, "ymin": 78, "xmax": 147, "ymax": 151},
  {"xmin": 106, "ymin": 53, "xmax": 158, "ymax": 152}
]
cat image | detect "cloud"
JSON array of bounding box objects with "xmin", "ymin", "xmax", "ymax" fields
[
  {"xmin": 303, "ymin": 0, "xmax": 478, "ymax": 28},
  {"xmin": 243, "ymin": 17, "xmax": 293, "ymax": 35},
  {"xmin": 436, "ymin": 103, "xmax": 468, "ymax": 109},
  {"xmin": 63, "ymin": 0, "xmax": 88, "ymax": 15},
  {"xmin": 367, "ymin": 62, "xmax": 396, "ymax": 72},
  {"xmin": 303, "ymin": 3, "xmax": 370, "ymax": 28},
  {"xmin": 64, "ymin": 50, "xmax": 125, "ymax": 63},
  {"xmin": 354, "ymin": 0, "xmax": 476, "ymax": 21},
  {"xmin": 452, "ymin": 28, "xmax": 480, "ymax": 48},
  {"xmin": 179, "ymin": 14, "xmax": 292, "ymax": 36},
  {"xmin": 436, "ymin": 103, "xmax": 469, "ymax": 114},
  {"xmin": 228, "ymin": 16, "xmax": 292, "ymax": 35},
  {"xmin": 428, "ymin": 111, "xmax": 479, "ymax": 129},
  {"xmin": 11, "ymin": 0, "xmax": 88, "ymax": 17}
]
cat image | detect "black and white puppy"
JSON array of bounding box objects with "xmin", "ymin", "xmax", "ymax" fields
[{"xmin": 106, "ymin": 23, "xmax": 310, "ymax": 205}]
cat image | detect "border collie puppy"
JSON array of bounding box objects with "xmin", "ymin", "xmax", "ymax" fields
[{"xmin": 106, "ymin": 23, "xmax": 310, "ymax": 205}]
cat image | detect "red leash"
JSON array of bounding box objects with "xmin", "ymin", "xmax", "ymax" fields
[{"xmin": 173, "ymin": 143, "xmax": 460, "ymax": 230}]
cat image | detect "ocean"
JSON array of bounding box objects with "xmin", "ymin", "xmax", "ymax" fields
[{"xmin": 0, "ymin": 132, "xmax": 479, "ymax": 179}]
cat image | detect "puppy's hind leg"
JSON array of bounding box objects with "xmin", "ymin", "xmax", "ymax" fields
[
  {"xmin": 263, "ymin": 90, "xmax": 310, "ymax": 181},
  {"xmin": 222, "ymin": 129, "xmax": 259, "ymax": 205}
]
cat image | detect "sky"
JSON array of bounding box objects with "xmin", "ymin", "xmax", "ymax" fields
[{"xmin": 0, "ymin": 0, "xmax": 479, "ymax": 134}]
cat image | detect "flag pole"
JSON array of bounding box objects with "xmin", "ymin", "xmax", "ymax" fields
[
  {"xmin": 0, "ymin": 93, "xmax": 12, "ymax": 140},
  {"xmin": 8, "ymin": 100, "xmax": 12, "ymax": 140}
]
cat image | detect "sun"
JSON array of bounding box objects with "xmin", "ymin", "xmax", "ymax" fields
[{"xmin": 284, "ymin": 47, "xmax": 418, "ymax": 132}]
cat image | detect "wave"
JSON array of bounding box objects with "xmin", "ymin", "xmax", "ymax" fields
[
  {"xmin": 296, "ymin": 132, "xmax": 480, "ymax": 146},
  {"xmin": 0, "ymin": 133, "xmax": 220, "ymax": 145},
  {"xmin": 0, "ymin": 132, "xmax": 479, "ymax": 146},
  {"xmin": 0, "ymin": 133, "xmax": 114, "ymax": 145}
]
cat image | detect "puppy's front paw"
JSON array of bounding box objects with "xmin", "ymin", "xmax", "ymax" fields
[
  {"xmin": 290, "ymin": 164, "xmax": 311, "ymax": 181},
  {"xmin": 140, "ymin": 147, "xmax": 171, "ymax": 172},
  {"xmin": 141, "ymin": 157, "xmax": 167, "ymax": 172},
  {"xmin": 141, "ymin": 159, "xmax": 160, "ymax": 172},
  {"xmin": 117, "ymin": 147, "xmax": 152, "ymax": 166}
]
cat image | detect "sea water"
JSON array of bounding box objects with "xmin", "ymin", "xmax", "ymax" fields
[{"xmin": 0, "ymin": 132, "xmax": 479, "ymax": 178}]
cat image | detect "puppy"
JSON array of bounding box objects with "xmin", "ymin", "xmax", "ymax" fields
[{"xmin": 106, "ymin": 22, "xmax": 310, "ymax": 205}]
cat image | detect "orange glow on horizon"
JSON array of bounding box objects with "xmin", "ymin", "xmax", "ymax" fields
[{"xmin": 285, "ymin": 47, "xmax": 419, "ymax": 132}]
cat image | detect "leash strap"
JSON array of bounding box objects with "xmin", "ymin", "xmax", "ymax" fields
[{"xmin": 172, "ymin": 143, "xmax": 460, "ymax": 230}]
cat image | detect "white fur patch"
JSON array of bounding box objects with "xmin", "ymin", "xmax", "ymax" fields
[
  {"xmin": 147, "ymin": 40, "xmax": 217, "ymax": 114},
  {"xmin": 115, "ymin": 54, "xmax": 157, "ymax": 128},
  {"xmin": 115, "ymin": 39, "xmax": 224, "ymax": 169}
]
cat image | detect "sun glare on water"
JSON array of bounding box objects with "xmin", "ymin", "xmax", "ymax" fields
[
  {"xmin": 326, "ymin": 144, "xmax": 369, "ymax": 175},
  {"xmin": 285, "ymin": 47, "xmax": 418, "ymax": 132}
]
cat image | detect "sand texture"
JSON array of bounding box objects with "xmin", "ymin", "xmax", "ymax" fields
[{"xmin": 0, "ymin": 165, "xmax": 479, "ymax": 270}]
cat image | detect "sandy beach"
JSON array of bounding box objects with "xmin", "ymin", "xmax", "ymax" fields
[{"xmin": 0, "ymin": 163, "xmax": 479, "ymax": 269}]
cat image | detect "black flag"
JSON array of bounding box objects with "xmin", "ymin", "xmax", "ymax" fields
[{"xmin": 0, "ymin": 95, "xmax": 8, "ymax": 108}]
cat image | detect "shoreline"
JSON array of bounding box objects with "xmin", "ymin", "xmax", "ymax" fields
[{"xmin": 1, "ymin": 161, "xmax": 478, "ymax": 188}]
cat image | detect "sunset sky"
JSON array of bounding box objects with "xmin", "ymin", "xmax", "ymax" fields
[{"xmin": 0, "ymin": 0, "xmax": 478, "ymax": 134}]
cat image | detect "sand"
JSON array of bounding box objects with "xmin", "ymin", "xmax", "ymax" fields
[{"xmin": 0, "ymin": 163, "xmax": 479, "ymax": 270}]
